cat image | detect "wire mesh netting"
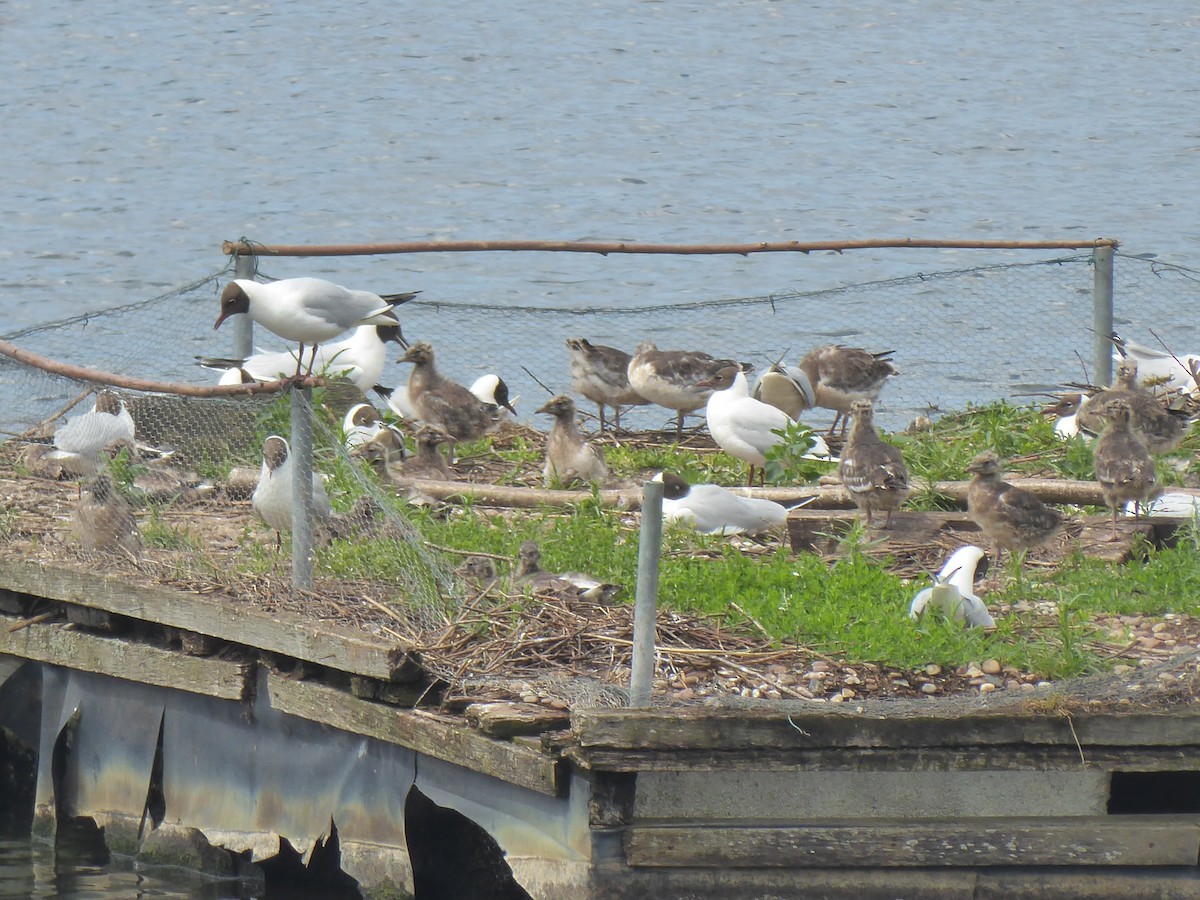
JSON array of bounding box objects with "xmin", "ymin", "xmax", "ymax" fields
[{"xmin": 1, "ymin": 251, "xmax": 1199, "ymax": 714}]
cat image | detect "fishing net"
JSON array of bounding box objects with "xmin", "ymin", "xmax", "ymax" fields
[{"xmin": 0, "ymin": 251, "xmax": 1198, "ymax": 714}]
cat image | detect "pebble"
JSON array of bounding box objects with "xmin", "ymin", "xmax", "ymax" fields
[
  {"xmin": 810, "ymin": 661, "xmax": 834, "ymax": 673},
  {"xmin": 920, "ymin": 683, "xmax": 939, "ymax": 695},
  {"xmin": 843, "ymin": 673, "xmax": 862, "ymax": 686},
  {"xmin": 841, "ymin": 688, "xmax": 856, "ymax": 699},
  {"xmin": 676, "ymin": 688, "xmax": 696, "ymax": 701},
  {"xmin": 965, "ymin": 666, "xmax": 984, "ymax": 678},
  {"xmin": 1113, "ymin": 664, "xmax": 1136, "ymax": 675},
  {"xmin": 548, "ymin": 698, "xmax": 569, "ymax": 710},
  {"xmin": 982, "ymin": 659, "xmax": 1002, "ymax": 675},
  {"xmin": 924, "ymin": 664, "xmax": 942, "ymax": 677},
  {"xmin": 979, "ymin": 682, "xmax": 996, "ymax": 694}
]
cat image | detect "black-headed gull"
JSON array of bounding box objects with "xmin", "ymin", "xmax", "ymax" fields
[
  {"xmin": 214, "ymin": 277, "xmax": 417, "ymax": 377},
  {"xmin": 566, "ymin": 337, "xmax": 648, "ymax": 432},
  {"xmin": 797, "ymin": 344, "xmax": 898, "ymax": 437},
  {"xmin": 752, "ymin": 362, "xmax": 816, "ymax": 421},
  {"xmin": 838, "ymin": 399, "xmax": 909, "ymax": 529},
  {"xmin": 627, "ymin": 341, "xmax": 745, "ymax": 437},
  {"xmin": 656, "ymin": 472, "xmax": 790, "ymax": 536},
  {"xmin": 469, "ymin": 374, "xmax": 518, "ymax": 416},
  {"xmin": 965, "ymin": 451, "xmax": 1062, "ymax": 577},
  {"xmin": 200, "ymin": 323, "xmax": 406, "ymax": 394},
  {"xmin": 73, "ymin": 473, "xmax": 141, "ymax": 558},
  {"xmin": 399, "ymin": 342, "xmax": 500, "ymax": 447},
  {"xmin": 1077, "ymin": 361, "xmax": 1184, "ymax": 454},
  {"xmin": 697, "ymin": 364, "xmax": 793, "ymax": 486},
  {"xmin": 251, "ymin": 435, "xmax": 332, "ymax": 547},
  {"xmin": 1093, "ymin": 399, "xmax": 1161, "ymax": 540},
  {"xmin": 535, "ymin": 394, "xmax": 608, "ymax": 486},
  {"xmin": 47, "ymin": 390, "xmax": 136, "ymax": 477},
  {"xmin": 909, "ymin": 545, "xmax": 994, "ymax": 628},
  {"xmin": 341, "ymin": 402, "xmax": 401, "ymax": 451},
  {"xmin": 1040, "ymin": 394, "xmax": 1086, "ymax": 441}
]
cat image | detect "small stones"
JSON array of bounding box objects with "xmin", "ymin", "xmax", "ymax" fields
[
  {"xmin": 981, "ymin": 659, "xmax": 1002, "ymax": 675},
  {"xmin": 979, "ymin": 682, "xmax": 996, "ymax": 694},
  {"xmin": 920, "ymin": 683, "xmax": 939, "ymax": 695},
  {"xmin": 924, "ymin": 664, "xmax": 942, "ymax": 677}
]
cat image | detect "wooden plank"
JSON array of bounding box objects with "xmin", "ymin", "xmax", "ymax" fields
[
  {"xmin": 569, "ymin": 745, "xmax": 1200, "ymax": 775},
  {"xmin": 465, "ymin": 702, "xmax": 570, "ymax": 739},
  {"xmin": 572, "ymin": 709, "xmax": 1200, "ymax": 755},
  {"xmin": 625, "ymin": 818, "xmax": 1200, "ymax": 868},
  {"xmin": 0, "ymin": 558, "xmax": 419, "ymax": 683},
  {"xmin": 266, "ymin": 675, "xmax": 561, "ymax": 797},
  {"xmin": 0, "ymin": 618, "xmax": 251, "ymax": 701}
]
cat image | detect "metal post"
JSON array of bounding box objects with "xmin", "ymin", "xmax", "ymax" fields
[
  {"xmin": 629, "ymin": 479, "xmax": 663, "ymax": 707},
  {"xmin": 290, "ymin": 386, "xmax": 315, "ymax": 594},
  {"xmin": 231, "ymin": 253, "xmax": 255, "ymax": 359},
  {"xmin": 1093, "ymin": 244, "xmax": 1115, "ymax": 386}
]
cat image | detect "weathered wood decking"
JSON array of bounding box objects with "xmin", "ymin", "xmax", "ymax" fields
[{"xmin": 2, "ymin": 553, "xmax": 1199, "ymax": 898}]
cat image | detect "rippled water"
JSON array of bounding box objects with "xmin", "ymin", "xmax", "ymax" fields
[{"xmin": 2, "ymin": 0, "xmax": 1200, "ymax": 894}]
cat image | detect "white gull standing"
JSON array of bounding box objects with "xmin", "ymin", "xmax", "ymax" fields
[
  {"xmin": 251, "ymin": 435, "xmax": 332, "ymax": 548},
  {"xmin": 698, "ymin": 365, "xmax": 793, "ymax": 486},
  {"xmin": 213, "ymin": 277, "xmax": 417, "ymax": 377}
]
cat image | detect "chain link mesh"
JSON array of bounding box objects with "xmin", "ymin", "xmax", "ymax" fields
[{"xmin": 1, "ymin": 251, "xmax": 1198, "ymax": 712}]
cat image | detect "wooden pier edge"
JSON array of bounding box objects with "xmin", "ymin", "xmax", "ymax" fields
[{"xmin": 0, "ymin": 557, "xmax": 419, "ymax": 682}]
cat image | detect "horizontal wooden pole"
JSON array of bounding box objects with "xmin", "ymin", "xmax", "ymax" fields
[
  {"xmin": 223, "ymin": 237, "xmax": 1119, "ymax": 258},
  {"xmin": 0, "ymin": 338, "xmax": 293, "ymax": 397}
]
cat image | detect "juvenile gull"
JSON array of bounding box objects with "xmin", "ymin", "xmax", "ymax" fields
[
  {"xmin": 1093, "ymin": 398, "xmax": 1161, "ymax": 541},
  {"xmin": 73, "ymin": 473, "xmax": 141, "ymax": 558},
  {"xmin": 797, "ymin": 344, "xmax": 898, "ymax": 437},
  {"xmin": 535, "ymin": 394, "xmax": 607, "ymax": 486},
  {"xmin": 838, "ymin": 399, "xmax": 909, "ymax": 528},
  {"xmin": 566, "ymin": 337, "xmax": 648, "ymax": 432},
  {"xmin": 965, "ymin": 450, "xmax": 1062, "ymax": 578},
  {"xmin": 214, "ymin": 277, "xmax": 417, "ymax": 377},
  {"xmin": 1076, "ymin": 361, "xmax": 1184, "ymax": 454},
  {"xmin": 399, "ymin": 342, "xmax": 499, "ymax": 449},
  {"xmin": 627, "ymin": 341, "xmax": 744, "ymax": 437}
]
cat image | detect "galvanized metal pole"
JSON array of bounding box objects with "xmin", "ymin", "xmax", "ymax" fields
[
  {"xmin": 290, "ymin": 386, "xmax": 315, "ymax": 594},
  {"xmin": 629, "ymin": 479, "xmax": 663, "ymax": 707},
  {"xmin": 1093, "ymin": 245, "xmax": 1115, "ymax": 387},
  {"xmin": 231, "ymin": 253, "xmax": 255, "ymax": 360}
]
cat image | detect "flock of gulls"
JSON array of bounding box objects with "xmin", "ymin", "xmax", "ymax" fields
[{"xmin": 19, "ymin": 275, "xmax": 1199, "ymax": 629}]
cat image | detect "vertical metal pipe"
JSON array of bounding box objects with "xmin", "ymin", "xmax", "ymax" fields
[
  {"xmin": 629, "ymin": 479, "xmax": 664, "ymax": 708},
  {"xmin": 290, "ymin": 386, "xmax": 315, "ymax": 594},
  {"xmin": 1093, "ymin": 244, "xmax": 1115, "ymax": 387},
  {"xmin": 231, "ymin": 253, "xmax": 255, "ymax": 360}
]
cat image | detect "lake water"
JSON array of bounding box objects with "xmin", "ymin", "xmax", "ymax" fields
[{"xmin": 2, "ymin": 0, "xmax": 1200, "ymax": 894}]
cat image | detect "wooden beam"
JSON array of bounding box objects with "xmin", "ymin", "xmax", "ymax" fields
[
  {"xmin": 625, "ymin": 818, "xmax": 1200, "ymax": 868},
  {"xmin": 0, "ymin": 558, "xmax": 419, "ymax": 683},
  {"xmin": 464, "ymin": 702, "xmax": 571, "ymax": 739},
  {"xmin": 572, "ymin": 709, "xmax": 1200, "ymax": 756},
  {"xmin": 266, "ymin": 676, "xmax": 561, "ymax": 797},
  {"xmin": 0, "ymin": 618, "xmax": 251, "ymax": 701}
]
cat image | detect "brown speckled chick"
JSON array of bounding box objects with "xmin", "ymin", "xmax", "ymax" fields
[
  {"xmin": 966, "ymin": 451, "xmax": 1062, "ymax": 574},
  {"xmin": 1093, "ymin": 398, "xmax": 1161, "ymax": 541},
  {"xmin": 838, "ymin": 399, "xmax": 909, "ymax": 528},
  {"xmin": 73, "ymin": 473, "xmax": 141, "ymax": 559},
  {"xmin": 536, "ymin": 394, "xmax": 608, "ymax": 486}
]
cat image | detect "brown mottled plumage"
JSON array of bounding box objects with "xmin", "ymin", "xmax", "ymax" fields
[
  {"xmin": 1093, "ymin": 399, "xmax": 1161, "ymax": 541},
  {"xmin": 536, "ymin": 394, "xmax": 607, "ymax": 486},
  {"xmin": 400, "ymin": 342, "xmax": 499, "ymax": 446},
  {"xmin": 566, "ymin": 337, "xmax": 648, "ymax": 432},
  {"xmin": 627, "ymin": 341, "xmax": 745, "ymax": 437},
  {"xmin": 966, "ymin": 451, "xmax": 1062, "ymax": 576},
  {"xmin": 1077, "ymin": 361, "xmax": 1184, "ymax": 453},
  {"xmin": 73, "ymin": 474, "xmax": 141, "ymax": 558},
  {"xmin": 838, "ymin": 399, "xmax": 909, "ymax": 527},
  {"xmin": 398, "ymin": 424, "xmax": 453, "ymax": 480},
  {"xmin": 798, "ymin": 344, "xmax": 898, "ymax": 436}
]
